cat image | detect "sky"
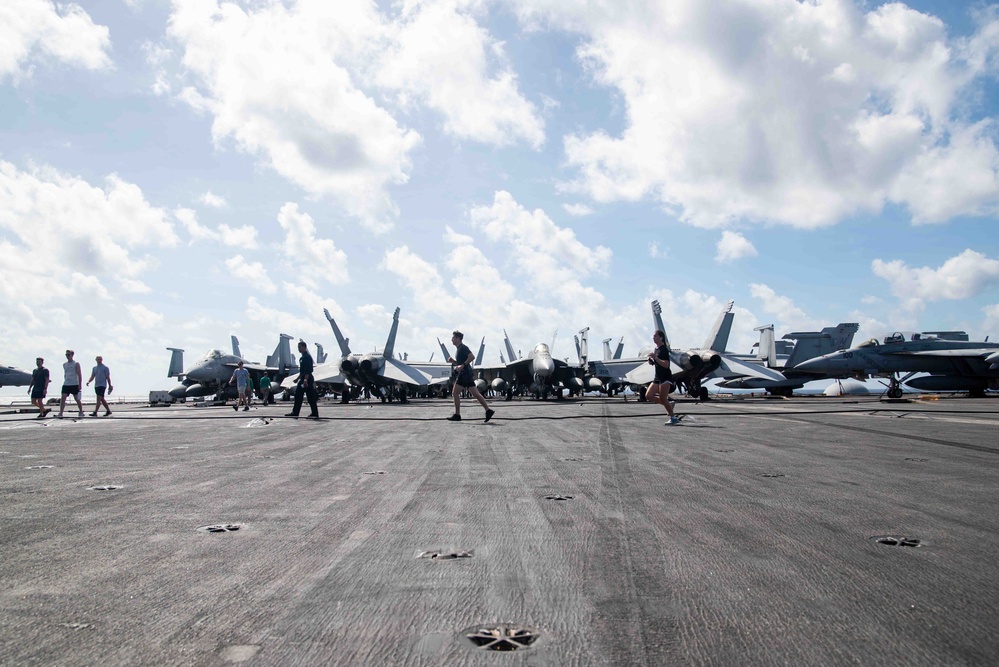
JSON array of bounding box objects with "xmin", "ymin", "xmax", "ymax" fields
[{"xmin": 2, "ymin": 0, "xmax": 999, "ymax": 397}]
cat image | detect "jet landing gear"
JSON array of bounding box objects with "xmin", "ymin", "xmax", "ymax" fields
[{"xmin": 879, "ymin": 373, "xmax": 914, "ymax": 400}]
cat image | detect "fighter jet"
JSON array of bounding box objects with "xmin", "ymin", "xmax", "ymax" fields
[
  {"xmin": 471, "ymin": 330, "xmax": 583, "ymax": 400},
  {"xmin": 794, "ymin": 331, "xmax": 999, "ymax": 398},
  {"xmin": 0, "ymin": 364, "xmax": 33, "ymax": 387},
  {"xmin": 167, "ymin": 334, "xmax": 297, "ymax": 399},
  {"xmin": 591, "ymin": 300, "xmax": 786, "ymax": 400},
  {"xmin": 296, "ymin": 307, "xmax": 432, "ymax": 403},
  {"xmin": 716, "ymin": 322, "xmax": 860, "ymax": 395}
]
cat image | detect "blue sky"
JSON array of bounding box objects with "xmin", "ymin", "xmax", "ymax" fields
[{"xmin": 2, "ymin": 0, "xmax": 998, "ymax": 396}]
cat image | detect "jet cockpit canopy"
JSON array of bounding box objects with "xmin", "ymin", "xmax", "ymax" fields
[{"xmin": 203, "ymin": 349, "xmax": 224, "ymax": 361}]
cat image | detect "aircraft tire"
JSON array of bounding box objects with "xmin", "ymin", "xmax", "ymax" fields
[
  {"xmin": 888, "ymin": 387, "xmax": 903, "ymax": 399},
  {"xmin": 698, "ymin": 386, "xmax": 710, "ymax": 401}
]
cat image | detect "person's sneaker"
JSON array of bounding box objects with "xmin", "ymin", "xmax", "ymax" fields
[
  {"xmin": 57, "ymin": 413, "xmax": 64, "ymax": 419},
  {"xmin": 233, "ymin": 405, "xmax": 238, "ymax": 412},
  {"xmin": 446, "ymin": 414, "xmax": 462, "ymax": 421},
  {"xmin": 104, "ymin": 411, "xmax": 112, "ymax": 417},
  {"xmin": 43, "ymin": 408, "xmax": 51, "ymax": 417},
  {"xmin": 284, "ymin": 412, "xmax": 298, "ymax": 418},
  {"xmin": 243, "ymin": 406, "xmax": 249, "ymax": 412},
  {"xmin": 89, "ymin": 411, "xmax": 98, "ymax": 417},
  {"xmin": 36, "ymin": 413, "xmax": 45, "ymax": 419},
  {"xmin": 306, "ymin": 414, "xmax": 319, "ymax": 419},
  {"xmin": 669, "ymin": 415, "xmax": 681, "ymax": 425},
  {"xmin": 78, "ymin": 412, "xmax": 85, "ymax": 418},
  {"xmin": 484, "ymin": 409, "xmax": 495, "ymax": 423}
]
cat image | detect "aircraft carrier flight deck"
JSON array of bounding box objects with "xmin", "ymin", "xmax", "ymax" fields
[{"xmin": 1, "ymin": 394, "xmax": 997, "ymax": 666}]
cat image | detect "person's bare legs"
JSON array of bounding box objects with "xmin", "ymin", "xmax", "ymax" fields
[
  {"xmin": 646, "ymin": 383, "xmax": 675, "ymax": 418},
  {"xmin": 467, "ymin": 385, "xmax": 490, "ymax": 412},
  {"xmin": 452, "ymin": 387, "xmax": 461, "ymax": 416}
]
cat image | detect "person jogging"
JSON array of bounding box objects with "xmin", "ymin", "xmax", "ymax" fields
[
  {"xmin": 446, "ymin": 330, "xmax": 494, "ymax": 423},
  {"xmin": 646, "ymin": 330, "xmax": 680, "ymax": 425}
]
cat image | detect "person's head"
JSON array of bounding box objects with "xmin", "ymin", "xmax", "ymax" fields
[
  {"xmin": 36, "ymin": 357, "xmax": 44, "ymax": 367},
  {"xmin": 653, "ymin": 330, "xmax": 666, "ymax": 345},
  {"xmin": 237, "ymin": 361, "xmax": 243, "ymax": 368},
  {"xmin": 95, "ymin": 356, "xmax": 103, "ymax": 365},
  {"xmin": 452, "ymin": 330, "xmax": 464, "ymax": 345},
  {"xmin": 298, "ymin": 341, "xmax": 308, "ymax": 352},
  {"xmin": 65, "ymin": 349, "xmax": 74, "ymax": 360}
]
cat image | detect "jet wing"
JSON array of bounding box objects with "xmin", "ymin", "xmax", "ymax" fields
[
  {"xmin": 712, "ymin": 356, "xmax": 788, "ymax": 382},
  {"xmin": 896, "ymin": 348, "xmax": 998, "ymax": 358},
  {"xmin": 381, "ymin": 358, "xmax": 433, "ymax": 386},
  {"xmin": 282, "ymin": 363, "xmax": 344, "ymax": 388}
]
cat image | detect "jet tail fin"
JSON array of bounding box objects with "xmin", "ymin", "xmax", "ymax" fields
[
  {"xmin": 503, "ymin": 329, "xmax": 518, "ymax": 362},
  {"xmin": 703, "ymin": 300, "xmax": 735, "ymax": 351},
  {"xmin": 577, "ymin": 327, "xmax": 589, "ymax": 366},
  {"xmin": 602, "ymin": 338, "xmax": 612, "ymax": 361},
  {"xmin": 651, "ymin": 300, "xmax": 667, "ymax": 344},
  {"xmin": 382, "ymin": 307, "xmax": 401, "ymax": 360},
  {"xmin": 167, "ymin": 348, "xmax": 185, "ymax": 378},
  {"xmin": 475, "ymin": 337, "xmax": 485, "ymax": 365},
  {"xmin": 784, "ymin": 323, "xmax": 860, "ymax": 368},
  {"xmin": 755, "ymin": 325, "xmax": 776, "ymax": 366},
  {"xmin": 437, "ymin": 337, "xmax": 451, "ymax": 361},
  {"xmin": 231, "ymin": 335, "xmax": 241, "ymax": 358},
  {"xmin": 613, "ymin": 337, "xmax": 624, "ymax": 359},
  {"xmin": 315, "ymin": 343, "xmax": 327, "ymax": 364},
  {"xmin": 324, "ymin": 308, "xmax": 351, "ymax": 356}
]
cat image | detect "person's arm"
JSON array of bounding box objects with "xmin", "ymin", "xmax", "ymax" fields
[
  {"xmin": 106, "ymin": 369, "xmax": 112, "ymax": 393},
  {"xmin": 27, "ymin": 376, "xmax": 33, "ymax": 395},
  {"xmin": 87, "ymin": 369, "xmax": 95, "ymax": 386},
  {"xmin": 76, "ymin": 363, "xmax": 82, "ymax": 386}
]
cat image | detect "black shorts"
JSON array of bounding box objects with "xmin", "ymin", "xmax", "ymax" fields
[
  {"xmin": 31, "ymin": 390, "xmax": 45, "ymax": 400},
  {"xmin": 95, "ymin": 386, "xmax": 107, "ymax": 396},
  {"xmin": 651, "ymin": 378, "xmax": 673, "ymax": 386},
  {"xmin": 61, "ymin": 385, "xmax": 80, "ymax": 396}
]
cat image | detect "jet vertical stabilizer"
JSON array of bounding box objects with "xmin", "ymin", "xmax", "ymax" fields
[
  {"xmin": 437, "ymin": 337, "xmax": 451, "ymax": 361},
  {"xmin": 755, "ymin": 325, "xmax": 776, "ymax": 366},
  {"xmin": 475, "ymin": 337, "xmax": 485, "ymax": 364},
  {"xmin": 503, "ymin": 330, "xmax": 518, "ymax": 362},
  {"xmin": 382, "ymin": 307, "xmax": 401, "ymax": 361},
  {"xmin": 167, "ymin": 348, "xmax": 185, "ymax": 378},
  {"xmin": 651, "ymin": 300, "xmax": 666, "ymax": 342},
  {"xmin": 231, "ymin": 336, "xmax": 242, "ymax": 358},
  {"xmin": 613, "ymin": 337, "xmax": 624, "ymax": 359},
  {"xmin": 784, "ymin": 323, "xmax": 860, "ymax": 368},
  {"xmin": 276, "ymin": 334, "xmax": 295, "ymax": 371},
  {"xmin": 704, "ymin": 300, "xmax": 735, "ymax": 351},
  {"xmin": 602, "ymin": 338, "xmax": 612, "ymax": 361},
  {"xmin": 316, "ymin": 343, "xmax": 327, "ymax": 364},
  {"xmin": 324, "ymin": 308, "xmax": 351, "ymax": 356},
  {"xmin": 578, "ymin": 328, "xmax": 590, "ymax": 367}
]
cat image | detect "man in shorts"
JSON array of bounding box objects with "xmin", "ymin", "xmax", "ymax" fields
[
  {"xmin": 86, "ymin": 355, "xmax": 113, "ymax": 417},
  {"xmin": 258, "ymin": 373, "xmax": 272, "ymax": 405},
  {"xmin": 58, "ymin": 349, "xmax": 84, "ymax": 419},
  {"xmin": 646, "ymin": 330, "xmax": 680, "ymax": 425},
  {"xmin": 229, "ymin": 361, "xmax": 251, "ymax": 411},
  {"xmin": 28, "ymin": 357, "xmax": 51, "ymax": 418},
  {"xmin": 446, "ymin": 330, "xmax": 494, "ymax": 422}
]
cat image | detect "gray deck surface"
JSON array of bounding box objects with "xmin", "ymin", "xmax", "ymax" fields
[{"xmin": 1, "ymin": 395, "xmax": 997, "ymax": 666}]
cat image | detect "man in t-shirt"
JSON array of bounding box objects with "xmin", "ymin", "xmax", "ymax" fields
[
  {"xmin": 86, "ymin": 356, "xmax": 114, "ymax": 417},
  {"xmin": 446, "ymin": 330, "xmax": 494, "ymax": 422},
  {"xmin": 58, "ymin": 349, "xmax": 84, "ymax": 419},
  {"xmin": 286, "ymin": 341, "xmax": 319, "ymax": 419},
  {"xmin": 258, "ymin": 373, "xmax": 272, "ymax": 405},
  {"xmin": 229, "ymin": 361, "xmax": 252, "ymax": 412},
  {"xmin": 28, "ymin": 357, "xmax": 51, "ymax": 419}
]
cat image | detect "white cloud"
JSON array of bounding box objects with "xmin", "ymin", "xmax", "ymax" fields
[
  {"xmin": 127, "ymin": 303, "xmax": 164, "ymax": 329},
  {"xmin": 983, "ymin": 303, "xmax": 999, "ymax": 340},
  {"xmin": 199, "ymin": 191, "xmax": 227, "ymax": 208},
  {"xmin": 217, "ymin": 224, "xmax": 259, "ymax": 250},
  {"xmin": 376, "ymin": 0, "xmax": 544, "ymax": 149},
  {"xmin": 749, "ymin": 283, "xmax": 816, "ymax": 332},
  {"xmin": 0, "ymin": 161, "xmax": 177, "ymax": 296},
  {"xmin": 225, "ymin": 255, "xmax": 276, "ymax": 294},
  {"xmin": 116, "ymin": 278, "xmax": 152, "ymax": 295},
  {"xmin": 649, "ymin": 241, "xmax": 666, "ymax": 259},
  {"xmin": 872, "ymin": 249, "xmax": 999, "ymax": 311},
  {"xmin": 715, "ymin": 231, "xmax": 758, "ymax": 263},
  {"xmin": 516, "ymin": 0, "xmax": 999, "ymax": 228},
  {"xmin": 0, "ymin": 0, "xmax": 112, "ymax": 81},
  {"xmin": 562, "ymin": 203, "xmax": 594, "ymax": 217},
  {"xmin": 277, "ymin": 203, "xmax": 349, "ymax": 287},
  {"xmin": 444, "ymin": 225, "xmax": 474, "ymax": 246},
  {"xmin": 165, "ymin": 0, "xmax": 420, "ymax": 232},
  {"xmin": 175, "ymin": 207, "xmax": 259, "ymax": 249}
]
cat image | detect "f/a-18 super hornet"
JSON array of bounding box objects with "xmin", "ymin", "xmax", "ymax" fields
[
  {"xmin": 591, "ymin": 300, "xmax": 786, "ymax": 400},
  {"xmin": 299, "ymin": 307, "xmax": 433, "ymax": 403},
  {"xmin": 715, "ymin": 322, "xmax": 860, "ymax": 396},
  {"xmin": 794, "ymin": 331, "xmax": 999, "ymax": 398},
  {"xmin": 167, "ymin": 334, "xmax": 297, "ymax": 399},
  {"xmin": 473, "ymin": 329, "xmax": 583, "ymax": 400},
  {"xmin": 0, "ymin": 363, "xmax": 33, "ymax": 387}
]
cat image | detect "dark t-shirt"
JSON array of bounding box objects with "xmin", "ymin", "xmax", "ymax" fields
[
  {"xmin": 31, "ymin": 367, "xmax": 49, "ymax": 390},
  {"xmin": 654, "ymin": 344, "xmax": 672, "ymax": 382},
  {"xmin": 455, "ymin": 344, "xmax": 473, "ymax": 366},
  {"xmin": 298, "ymin": 351, "xmax": 314, "ymax": 378}
]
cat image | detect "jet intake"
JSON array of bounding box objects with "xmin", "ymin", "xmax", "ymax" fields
[{"xmin": 183, "ymin": 384, "xmax": 211, "ymax": 398}]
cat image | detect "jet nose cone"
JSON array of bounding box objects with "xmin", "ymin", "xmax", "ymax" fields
[
  {"xmin": 536, "ymin": 357, "xmax": 554, "ymax": 377},
  {"xmin": 185, "ymin": 364, "xmax": 209, "ymax": 382}
]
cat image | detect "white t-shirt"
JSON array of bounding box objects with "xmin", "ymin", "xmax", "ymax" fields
[
  {"xmin": 92, "ymin": 364, "xmax": 110, "ymax": 387},
  {"xmin": 63, "ymin": 360, "xmax": 81, "ymax": 386}
]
